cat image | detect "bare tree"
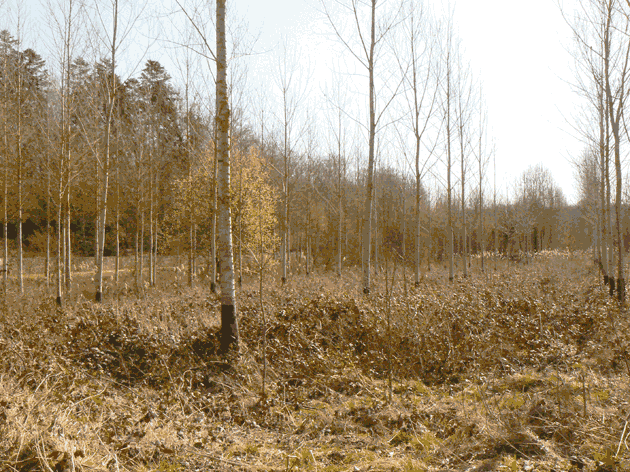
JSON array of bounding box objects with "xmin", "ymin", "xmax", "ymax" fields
[
  {"xmin": 442, "ymin": 15, "xmax": 456, "ymax": 282},
  {"xmin": 270, "ymin": 39, "xmax": 308, "ymax": 285},
  {"xmin": 0, "ymin": 31, "xmax": 13, "ymax": 300},
  {"xmin": 575, "ymin": 148, "xmax": 602, "ymax": 261},
  {"xmin": 323, "ymin": 72, "xmax": 349, "ymax": 278},
  {"xmin": 454, "ymin": 57, "xmax": 474, "ymax": 278},
  {"xmin": 90, "ymin": 0, "xmax": 145, "ymax": 299},
  {"xmin": 320, "ymin": 0, "xmax": 402, "ymax": 294},
  {"xmin": 568, "ymin": 0, "xmax": 630, "ymax": 299},
  {"xmin": 92, "ymin": 0, "xmax": 120, "ymax": 302},
  {"xmin": 45, "ymin": 0, "xmax": 86, "ymax": 307},
  {"xmin": 393, "ymin": 0, "xmax": 440, "ymax": 286},
  {"xmin": 602, "ymin": 0, "xmax": 629, "ymax": 300},
  {"xmin": 475, "ymin": 87, "xmax": 490, "ymax": 272},
  {"xmin": 14, "ymin": 12, "xmax": 25, "ymax": 295}
]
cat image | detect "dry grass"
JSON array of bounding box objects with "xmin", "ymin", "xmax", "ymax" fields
[{"xmin": 0, "ymin": 251, "xmax": 628, "ymax": 471}]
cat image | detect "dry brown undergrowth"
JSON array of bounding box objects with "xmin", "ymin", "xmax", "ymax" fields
[{"xmin": 0, "ymin": 252, "xmax": 628, "ymax": 471}]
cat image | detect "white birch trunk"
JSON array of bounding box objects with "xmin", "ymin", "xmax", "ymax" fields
[{"xmin": 217, "ymin": 0, "xmax": 238, "ymax": 353}]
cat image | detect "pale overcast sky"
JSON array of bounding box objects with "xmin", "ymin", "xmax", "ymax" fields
[
  {"xmin": 235, "ymin": 0, "xmax": 584, "ymax": 202},
  {"xmin": 454, "ymin": 0, "xmax": 581, "ymax": 202}
]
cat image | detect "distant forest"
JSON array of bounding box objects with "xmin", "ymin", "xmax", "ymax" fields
[{"xmin": 0, "ymin": 27, "xmax": 615, "ymax": 272}]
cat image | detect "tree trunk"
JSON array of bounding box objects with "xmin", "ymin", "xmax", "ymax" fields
[
  {"xmin": 1, "ymin": 50, "xmax": 7, "ymax": 301},
  {"xmin": 140, "ymin": 210, "xmax": 144, "ymax": 289},
  {"xmin": 427, "ymin": 195, "xmax": 432, "ymax": 272},
  {"xmin": 281, "ymin": 191, "xmax": 287, "ymax": 284},
  {"xmin": 361, "ymin": 0, "xmax": 377, "ymax": 294},
  {"xmin": 461, "ymin": 146, "xmax": 467, "ymax": 278},
  {"xmin": 373, "ymin": 201, "xmax": 379, "ymax": 273},
  {"xmin": 16, "ymin": 62, "xmax": 23, "ymax": 295},
  {"xmin": 65, "ymin": 188, "xmax": 71, "ymax": 294},
  {"xmin": 599, "ymin": 82, "xmax": 609, "ymax": 283},
  {"xmin": 478, "ymin": 104, "xmax": 485, "ymax": 272},
  {"xmin": 189, "ymin": 221, "xmax": 194, "ymax": 286},
  {"xmin": 612, "ymin": 120, "xmax": 624, "ymax": 300},
  {"xmin": 238, "ymin": 166, "xmax": 243, "ymax": 287},
  {"xmin": 56, "ymin": 178, "xmax": 63, "ymax": 307},
  {"xmin": 153, "ymin": 216, "xmax": 158, "ymax": 285},
  {"xmin": 95, "ymin": 166, "xmax": 100, "ymax": 267},
  {"xmin": 217, "ymin": 0, "xmax": 238, "ymax": 353},
  {"xmin": 149, "ymin": 171, "xmax": 154, "ymax": 287},
  {"xmin": 46, "ymin": 157, "xmax": 50, "ymax": 287},
  {"xmin": 135, "ymin": 223, "xmax": 139, "ymax": 290},
  {"xmin": 95, "ymin": 7, "xmax": 117, "ymax": 301},
  {"xmin": 447, "ymin": 50, "xmax": 454, "ymax": 282},
  {"xmin": 3, "ymin": 120, "xmax": 7, "ymax": 300},
  {"xmin": 115, "ymin": 172, "xmax": 120, "ymax": 283},
  {"xmin": 414, "ymin": 176, "xmax": 421, "ymax": 285},
  {"xmin": 211, "ymin": 146, "xmax": 217, "ymax": 293},
  {"xmin": 337, "ymin": 185, "xmax": 342, "ymax": 278},
  {"xmin": 606, "ymin": 124, "xmax": 613, "ymax": 292}
]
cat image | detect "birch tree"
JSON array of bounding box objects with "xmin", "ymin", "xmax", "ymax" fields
[
  {"xmin": 394, "ymin": 0, "xmax": 440, "ymax": 286},
  {"xmin": 90, "ymin": 0, "xmax": 144, "ymax": 300},
  {"xmin": 320, "ymin": 0, "xmax": 402, "ymax": 294},
  {"xmin": 45, "ymin": 0, "xmax": 85, "ymax": 307},
  {"xmin": 323, "ymin": 74, "xmax": 349, "ymax": 278},
  {"xmin": 442, "ymin": 16, "xmax": 456, "ymax": 282},
  {"xmin": 271, "ymin": 40, "xmax": 307, "ymax": 285},
  {"xmin": 474, "ymin": 95, "xmax": 489, "ymax": 271},
  {"xmin": 216, "ymin": 0, "xmax": 238, "ymax": 353},
  {"xmin": 0, "ymin": 31, "xmax": 15, "ymax": 299},
  {"xmin": 455, "ymin": 59, "xmax": 474, "ymax": 278},
  {"xmin": 92, "ymin": 0, "xmax": 119, "ymax": 301}
]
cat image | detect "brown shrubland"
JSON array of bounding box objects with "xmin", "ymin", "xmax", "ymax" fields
[{"xmin": 0, "ymin": 251, "xmax": 627, "ymax": 471}]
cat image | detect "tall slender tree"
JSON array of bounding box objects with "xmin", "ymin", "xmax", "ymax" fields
[
  {"xmin": 443, "ymin": 18, "xmax": 455, "ymax": 282},
  {"xmin": 45, "ymin": 0, "xmax": 85, "ymax": 307},
  {"xmin": 393, "ymin": 0, "xmax": 440, "ymax": 286},
  {"xmin": 94, "ymin": 0, "xmax": 119, "ymax": 302},
  {"xmin": 320, "ymin": 0, "xmax": 402, "ymax": 294},
  {"xmin": 217, "ymin": 0, "xmax": 238, "ymax": 353}
]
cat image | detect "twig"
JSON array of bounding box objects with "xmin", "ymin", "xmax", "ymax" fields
[
  {"xmin": 186, "ymin": 446, "xmax": 258, "ymax": 469},
  {"xmin": 617, "ymin": 420, "xmax": 628, "ymax": 457}
]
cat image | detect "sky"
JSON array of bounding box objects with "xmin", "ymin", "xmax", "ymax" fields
[
  {"xmin": 453, "ymin": 0, "xmax": 582, "ymax": 203},
  {"xmin": 234, "ymin": 0, "xmax": 585, "ymax": 204},
  {"xmin": 7, "ymin": 0, "xmax": 585, "ymax": 204}
]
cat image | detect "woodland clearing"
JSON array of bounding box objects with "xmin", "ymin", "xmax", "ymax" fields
[{"xmin": 0, "ymin": 251, "xmax": 628, "ymax": 471}]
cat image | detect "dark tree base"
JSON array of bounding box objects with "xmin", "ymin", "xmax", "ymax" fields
[
  {"xmin": 55, "ymin": 296, "xmax": 62, "ymax": 307},
  {"xmin": 609, "ymin": 277, "xmax": 616, "ymax": 297},
  {"xmin": 210, "ymin": 282, "xmax": 216, "ymax": 293},
  {"xmin": 95, "ymin": 291, "xmax": 102, "ymax": 302},
  {"xmin": 415, "ymin": 281, "xmax": 420, "ymax": 288},
  {"xmin": 363, "ymin": 287, "xmax": 370, "ymax": 295},
  {"xmin": 449, "ymin": 276, "xmax": 454, "ymax": 282},
  {"xmin": 604, "ymin": 275, "xmax": 609, "ymax": 286},
  {"xmin": 281, "ymin": 277, "xmax": 286, "ymax": 285},
  {"xmin": 617, "ymin": 278, "xmax": 625, "ymax": 301},
  {"xmin": 238, "ymin": 276, "xmax": 242, "ymax": 288},
  {"xmin": 220, "ymin": 303, "xmax": 239, "ymax": 355}
]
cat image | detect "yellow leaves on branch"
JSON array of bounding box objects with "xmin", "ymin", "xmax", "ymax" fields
[
  {"xmin": 170, "ymin": 144, "xmax": 278, "ymax": 255},
  {"xmin": 231, "ymin": 145, "xmax": 279, "ymax": 257}
]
